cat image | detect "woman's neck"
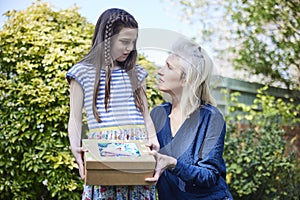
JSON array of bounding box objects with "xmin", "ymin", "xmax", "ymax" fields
[
  {"xmin": 170, "ymin": 92, "xmax": 181, "ymax": 110},
  {"xmin": 169, "ymin": 95, "xmax": 182, "ymax": 119},
  {"xmin": 169, "ymin": 97, "xmax": 184, "ymax": 137},
  {"xmin": 171, "ymin": 99, "xmax": 180, "ymax": 112}
]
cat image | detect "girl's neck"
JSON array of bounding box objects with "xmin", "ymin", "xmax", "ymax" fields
[{"xmin": 111, "ymin": 66, "xmax": 121, "ymax": 70}]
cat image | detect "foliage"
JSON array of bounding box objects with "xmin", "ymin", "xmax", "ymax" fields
[
  {"xmin": 3, "ymin": 0, "xmax": 298, "ymax": 199},
  {"xmin": 0, "ymin": 1, "xmax": 163, "ymax": 199},
  {"xmin": 0, "ymin": 1, "xmax": 93, "ymax": 199},
  {"xmin": 138, "ymin": 54, "xmax": 164, "ymax": 109},
  {"xmin": 164, "ymin": 0, "xmax": 234, "ymax": 70},
  {"xmin": 228, "ymin": 0, "xmax": 300, "ymax": 90},
  {"xmin": 223, "ymin": 87, "xmax": 300, "ymax": 199},
  {"xmin": 167, "ymin": 0, "xmax": 300, "ymax": 89}
]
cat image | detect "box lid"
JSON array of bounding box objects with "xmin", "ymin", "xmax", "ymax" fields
[{"xmin": 82, "ymin": 139, "xmax": 155, "ymax": 171}]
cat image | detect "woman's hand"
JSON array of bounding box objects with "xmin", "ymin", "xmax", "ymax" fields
[
  {"xmin": 145, "ymin": 150, "xmax": 177, "ymax": 184},
  {"xmin": 146, "ymin": 141, "xmax": 160, "ymax": 152},
  {"xmin": 71, "ymin": 146, "xmax": 88, "ymax": 180}
]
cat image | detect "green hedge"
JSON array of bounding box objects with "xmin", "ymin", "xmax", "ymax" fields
[
  {"xmin": 0, "ymin": 2, "xmax": 93, "ymax": 199},
  {"xmin": 1, "ymin": 1, "xmax": 299, "ymax": 199},
  {"xmin": 224, "ymin": 87, "xmax": 300, "ymax": 199}
]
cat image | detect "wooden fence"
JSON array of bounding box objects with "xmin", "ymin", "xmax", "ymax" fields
[
  {"xmin": 211, "ymin": 76, "xmax": 300, "ymax": 157},
  {"xmin": 210, "ymin": 76, "xmax": 300, "ymax": 116}
]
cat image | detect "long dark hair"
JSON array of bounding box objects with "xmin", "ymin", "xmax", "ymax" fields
[{"xmin": 80, "ymin": 8, "xmax": 144, "ymax": 122}]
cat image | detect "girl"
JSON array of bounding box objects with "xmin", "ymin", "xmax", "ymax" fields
[{"xmin": 66, "ymin": 8, "xmax": 158, "ymax": 200}]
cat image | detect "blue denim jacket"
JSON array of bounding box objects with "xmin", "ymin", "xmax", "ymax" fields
[{"xmin": 150, "ymin": 103, "xmax": 233, "ymax": 200}]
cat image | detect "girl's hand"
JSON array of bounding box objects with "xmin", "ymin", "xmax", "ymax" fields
[{"xmin": 71, "ymin": 146, "xmax": 88, "ymax": 180}]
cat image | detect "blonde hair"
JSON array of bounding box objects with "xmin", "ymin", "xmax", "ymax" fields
[{"xmin": 172, "ymin": 38, "xmax": 216, "ymax": 118}]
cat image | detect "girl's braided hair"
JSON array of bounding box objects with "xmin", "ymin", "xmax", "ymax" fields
[{"xmin": 80, "ymin": 8, "xmax": 144, "ymax": 122}]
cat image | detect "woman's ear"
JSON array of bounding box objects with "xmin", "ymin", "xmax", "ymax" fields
[
  {"xmin": 181, "ymin": 72, "xmax": 186, "ymax": 80},
  {"xmin": 180, "ymin": 72, "xmax": 187, "ymax": 86},
  {"xmin": 181, "ymin": 77, "xmax": 187, "ymax": 87}
]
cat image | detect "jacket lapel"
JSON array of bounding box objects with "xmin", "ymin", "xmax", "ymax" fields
[{"xmin": 159, "ymin": 108, "xmax": 201, "ymax": 159}]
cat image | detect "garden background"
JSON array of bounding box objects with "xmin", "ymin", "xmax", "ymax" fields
[{"xmin": 0, "ymin": 1, "xmax": 299, "ymax": 199}]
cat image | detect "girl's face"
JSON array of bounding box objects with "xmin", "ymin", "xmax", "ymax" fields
[
  {"xmin": 111, "ymin": 28, "xmax": 138, "ymax": 62},
  {"xmin": 157, "ymin": 54, "xmax": 185, "ymax": 95}
]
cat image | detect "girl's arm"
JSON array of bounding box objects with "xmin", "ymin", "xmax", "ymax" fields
[
  {"xmin": 68, "ymin": 80, "xmax": 86, "ymax": 180},
  {"xmin": 140, "ymin": 79, "xmax": 160, "ymax": 151}
]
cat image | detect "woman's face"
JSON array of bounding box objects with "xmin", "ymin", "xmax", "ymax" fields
[
  {"xmin": 157, "ymin": 54, "xmax": 185, "ymax": 95},
  {"xmin": 111, "ymin": 28, "xmax": 138, "ymax": 62}
]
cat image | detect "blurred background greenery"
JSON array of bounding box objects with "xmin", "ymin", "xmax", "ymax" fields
[{"xmin": 0, "ymin": 1, "xmax": 299, "ymax": 199}]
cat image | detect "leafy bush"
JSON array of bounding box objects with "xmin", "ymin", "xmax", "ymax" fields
[
  {"xmin": 138, "ymin": 54, "xmax": 163, "ymax": 109},
  {"xmin": 2, "ymin": 1, "xmax": 298, "ymax": 199},
  {"xmin": 0, "ymin": 2, "xmax": 93, "ymax": 199},
  {"xmin": 224, "ymin": 87, "xmax": 300, "ymax": 199}
]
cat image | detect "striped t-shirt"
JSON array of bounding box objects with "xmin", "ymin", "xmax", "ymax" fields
[{"xmin": 66, "ymin": 63, "xmax": 148, "ymax": 131}]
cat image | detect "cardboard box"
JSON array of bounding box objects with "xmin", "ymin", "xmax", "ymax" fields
[{"xmin": 82, "ymin": 139, "xmax": 156, "ymax": 185}]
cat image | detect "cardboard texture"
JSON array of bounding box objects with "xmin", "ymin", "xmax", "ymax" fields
[{"xmin": 82, "ymin": 139, "xmax": 155, "ymax": 185}]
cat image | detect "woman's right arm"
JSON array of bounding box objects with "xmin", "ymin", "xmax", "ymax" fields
[{"xmin": 68, "ymin": 79, "xmax": 86, "ymax": 180}]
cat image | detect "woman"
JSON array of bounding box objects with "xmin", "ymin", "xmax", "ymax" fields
[
  {"xmin": 146, "ymin": 38, "xmax": 233, "ymax": 200},
  {"xmin": 66, "ymin": 8, "xmax": 158, "ymax": 200}
]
